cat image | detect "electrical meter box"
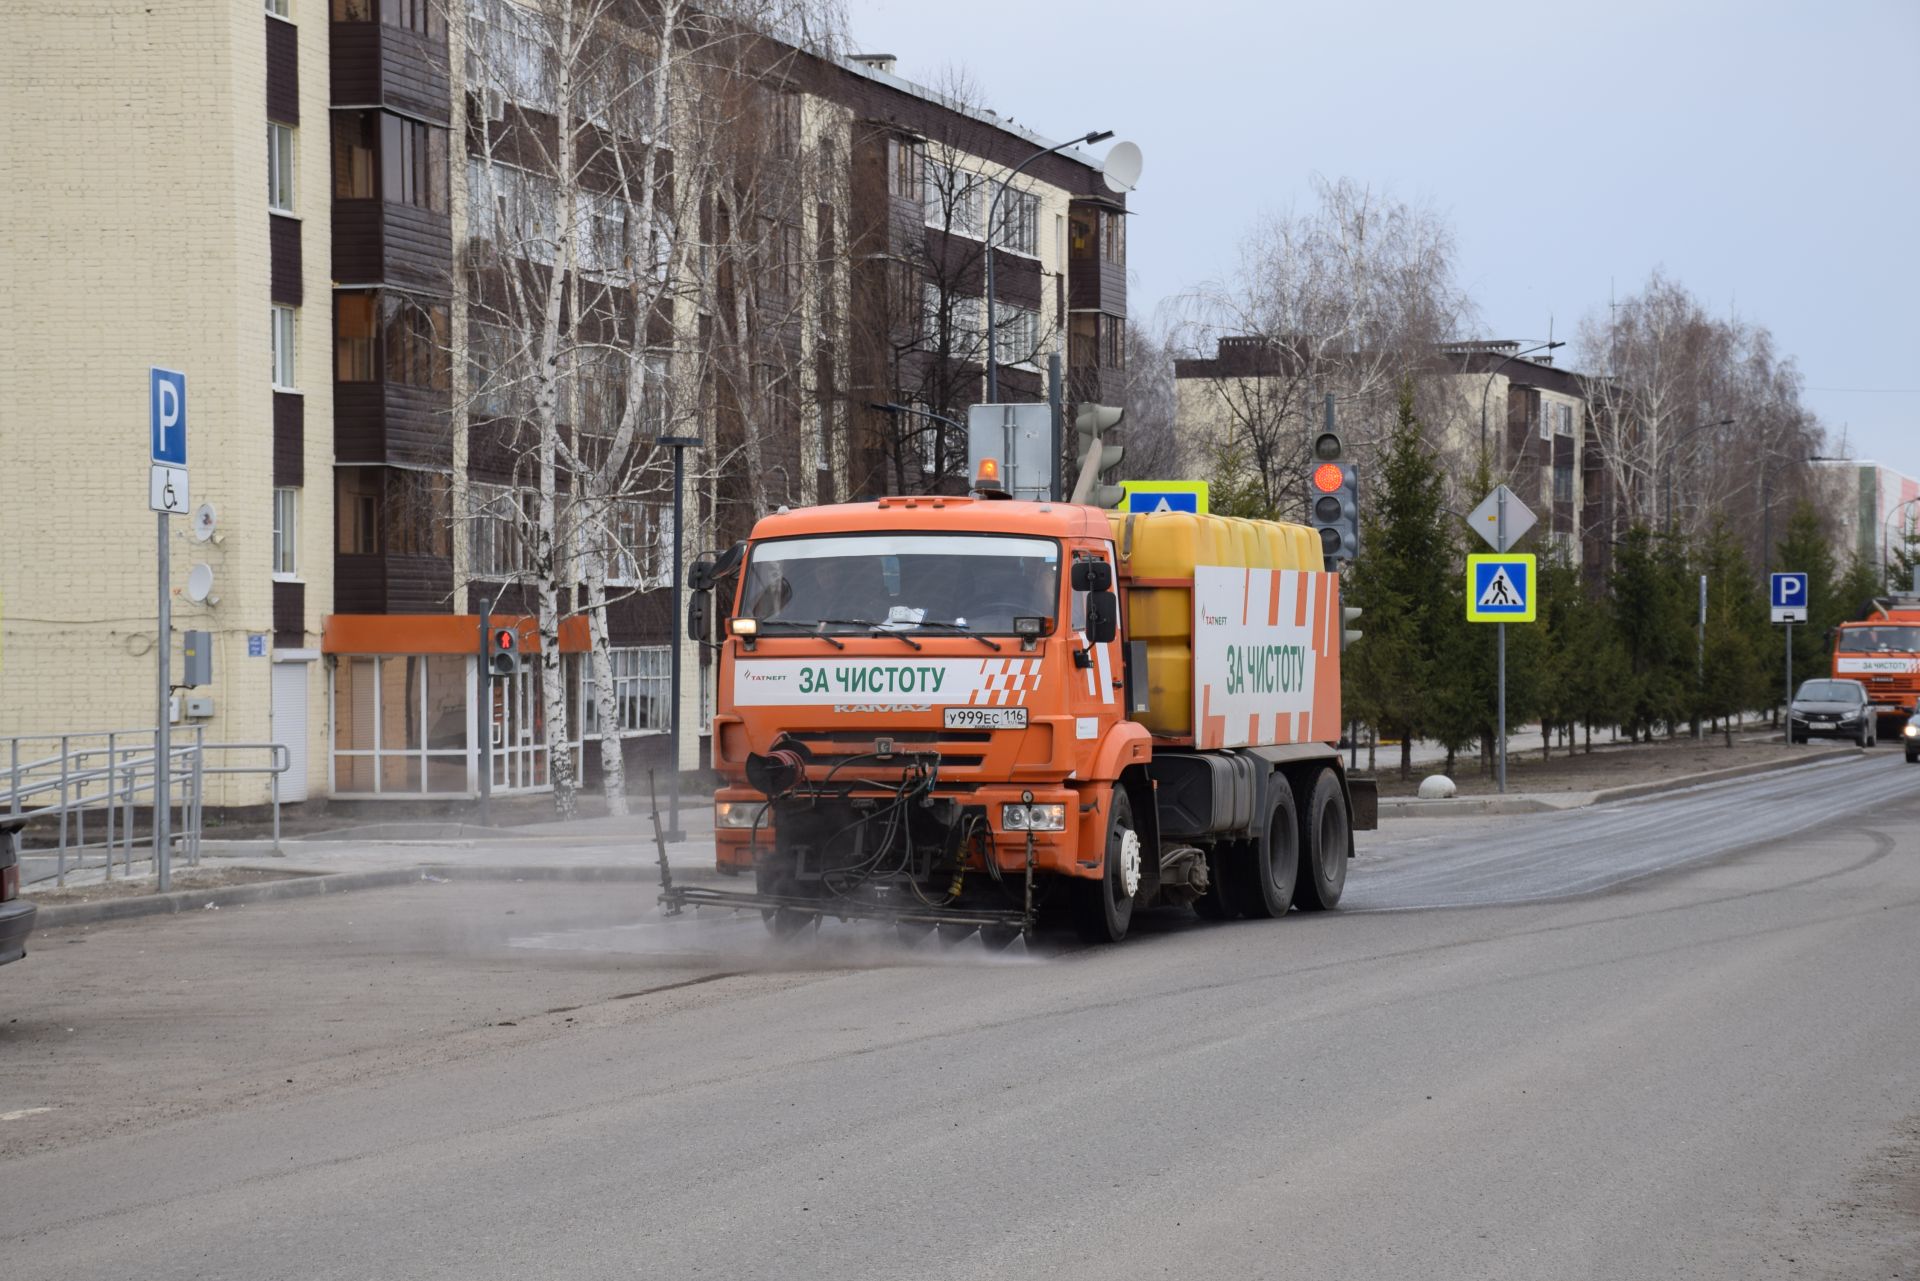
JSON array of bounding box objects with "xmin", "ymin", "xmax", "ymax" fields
[{"xmin": 181, "ymin": 630, "xmax": 213, "ymax": 688}]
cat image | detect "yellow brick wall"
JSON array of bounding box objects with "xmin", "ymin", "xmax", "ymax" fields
[{"xmin": 0, "ymin": 2, "xmax": 332, "ymax": 806}]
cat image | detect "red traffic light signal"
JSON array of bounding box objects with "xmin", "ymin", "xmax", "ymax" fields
[
  {"xmin": 1312, "ymin": 462, "xmax": 1345, "ymax": 494},
  {"xmin": 493, "ymin": 628, "xmax": 517, "ymax": 653}
]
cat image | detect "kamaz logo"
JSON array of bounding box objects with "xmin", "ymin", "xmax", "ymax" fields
[
  {"xmin": 834, "ymin": 704, "xmax": 932, "ymax": 714},
  {"xmin": 1201, "ymin": 613, "xmax": 1229, "ymax": 626}
]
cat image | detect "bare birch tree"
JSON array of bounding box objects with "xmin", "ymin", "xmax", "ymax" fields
[{"xmin": 1172, "ymin": 176, "xmax": 1470, "ymax": 518}]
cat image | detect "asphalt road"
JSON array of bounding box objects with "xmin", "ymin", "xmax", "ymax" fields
[{"xmin": 5, "ymin": 752, "xmax": 1919, "ymax": 1279}]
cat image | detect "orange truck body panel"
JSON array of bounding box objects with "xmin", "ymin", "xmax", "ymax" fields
[
  {"xmin": 1831, "ymin": 607, "xmax": 1920, "ymax": 719},
  {"xmin": 711, "ymin": 496, "xmax": 1345, "ymax": 882}
]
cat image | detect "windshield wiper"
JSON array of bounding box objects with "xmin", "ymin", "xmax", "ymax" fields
[
  {"xmin": 911, "ymin": 620, "xmax": 1002, "ymax": 651},
  {"xmin": 757, "ymin": 619, "xmax": 845, "ymax": 650},
  {"xmin": 814, "ymin": 618, "xmax": 923, "ymax": 651}
]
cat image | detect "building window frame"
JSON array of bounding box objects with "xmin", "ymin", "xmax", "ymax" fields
[
  {"xmin": 579, "ymin": 645, "xmax": 672, "ymax": 739},
  {"xmin": 265, "ymin": 0, "xmax": 292, "ymax": 18},
  {"xmin": 271, "ymin": 304, "xmax": 299, "ymax": 390},
  {"xmin": 268, "ymin": 122, "xmax": 296, "ymax": 213},
  {"xmin": 272, "ymin": 486, "xmax": 300, "ymax": 579}
]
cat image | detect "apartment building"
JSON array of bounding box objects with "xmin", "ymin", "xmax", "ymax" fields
[
  {"xmin": 0, "ymin": 3, "xmax": 1128, "ymax": 806},
  {"xmin": 1811, "ymin": 458, "xmax": 1920, "ymax": 582},
  {"xmin": 1, "ymin": 1, "xmax": 334, "ymax": 805}
]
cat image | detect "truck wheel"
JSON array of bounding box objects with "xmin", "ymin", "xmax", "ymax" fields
[
  {"xmin": 1193, "ymin": 843, "xmax": 1239, "ymax": 920},
  {"xmin": 1073, "ymin": 788, "xmax": 1139, "ymax": 944},
  {"xmin": 1229, "ymin": 777, "xmax": 1299, "ymax": 919},
  {"xmin": 756, "ymin": 861, "xmax": 814, "ymax": 939},
  {"xmin": 1293, "ymin": 768, "xmax": 1349, "ymax": 912}
]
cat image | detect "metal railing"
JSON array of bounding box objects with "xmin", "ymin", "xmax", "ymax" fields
[{"xmin": 2, "ymin": 729, "xmax": 289, "ymax": 889}]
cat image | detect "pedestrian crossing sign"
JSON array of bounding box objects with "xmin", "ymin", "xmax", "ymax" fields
[{"xmin": 1466, "ymin": 554, "xmax": 1536, "ymax": 622}]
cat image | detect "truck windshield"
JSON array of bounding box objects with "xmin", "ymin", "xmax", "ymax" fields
[
  {"xmin": 740, "ymin": 533, "xmax": 1060, "ymax": 635},
  {"xmin": 1837, "ymin": 626, "xmax": 1920, "ymax": 652}
]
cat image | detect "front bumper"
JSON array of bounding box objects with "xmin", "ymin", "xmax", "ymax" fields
[
  {"xmin": 711, "ymin": 784, "xmax": 1086, "ymax": 877},
  {"xmin": 1792, "ymin": 717, "xmax": 1867, "ymax": 739},
  {"xmin": 0, "ymin": 898, "xmax": 37, "ymax": 966}
]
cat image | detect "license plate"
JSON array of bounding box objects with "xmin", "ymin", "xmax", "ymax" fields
[{"xmin": 943, "ymin": 706, "xmax": 1027, "ymax": 730}]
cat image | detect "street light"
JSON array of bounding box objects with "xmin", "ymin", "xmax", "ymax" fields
[
  {"xmin": 1882, "ymin": 495, "xmax": 1920, "ymax": 591},
  {"xmin": 1477, "ymin": 340, "xmax": 1565, "ymax": 467},
  {"xmin": 1662, "ymin": 417, "xmax": 1735, "ymax": 533},
  {"xmin": 982, "ymin": 130, "xmax": 1124, "ymax": 404}
]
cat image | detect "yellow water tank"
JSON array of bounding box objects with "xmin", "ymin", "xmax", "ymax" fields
[{"xmin": 1105, "ymin": 509, "xmax": 1323, "ymax": 736}]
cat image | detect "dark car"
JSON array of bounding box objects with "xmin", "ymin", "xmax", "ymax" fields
[
  {"xmin": 0, "ymin": 816, "xmax": 35, "ymax": 967},
  {"xmin": 1788, "ymin": 679, "xmax": 1875, "ymax": 747}
]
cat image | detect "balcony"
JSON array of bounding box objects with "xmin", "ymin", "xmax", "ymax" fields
[
  {"xmin": 334, "ymin": 553, "xmax": 454, "ymax": 616},
  {"xmin": 334, "ymin": 381, "xmax": 452, "ymax": 469},
  {"xmin": 329, "ymin": 11, "xmax": 450, "ymax": 126},
  {"xmin": 333, "ymin": 199, "xmax": 452, "ymax": 291}
]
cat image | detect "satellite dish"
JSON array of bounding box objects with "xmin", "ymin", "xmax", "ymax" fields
[
  {"xmin": 1101, "ymin": 140, "xmax": 1143, "ymax": 194},
  {"xmin": 193, "ymin": 502, "xmax": 218, "ymax": 542},
  {"xmin": 186, "ymin": 563, "xmax": 215, "ymax": 604}
]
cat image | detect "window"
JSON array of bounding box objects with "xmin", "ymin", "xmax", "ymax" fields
[
  {"xmin": 381, "ymin": 115, "xmax": 446, "ymax": 211},
  {"xmin": 330, "ymin": 654, "xmax": 471, "ymax": 797},
  {"xmin": 382, "ymin": 0, "xmax": 441, "ymax": 36},
  {"xmin": 994, "ymin": 185, "xmax": 1039, "ymax": 256},
  {"xmin": 466, "ymin": 0, "xmax": 556, "ymax": 112},
  {"xmin": 265, "ymin": 0, "xmax": 291, "ymax": 17},
  {"xmin": 995, "ymin": 305, "xmax": 1040, "ymax": 368},
  {"xmin": 923, "ymin": 283, "xmax": 982, "ymax": 357},
  {"xmin": 1556, "ymin": 403, "xmax": 1575, "ymax": 437},
  {"xmin": 1553, "ymin": 459, "xmax": 1574, "ymax": 503},
  {"xmin": 271, "ymin": 305, "xmax": 297, "ymax": 389},
  {"xmin": 1101, "ymin": 210, "xmax": 1125, "ymax": 264},
  {"xmin": 924, "ymin": 160, "xmax": 982, "ymax": 238},
  {"xmin": 889, "ymin": 138, "xmax": 923, "ymax": 200},
  {"xmin": 331, "ymin": 0, "xmax": 372, "ymax": 19},
  {"xmin": 332, "ymin": 112, "xmax": 376, "ymax": 198},
  {"xmin": 582, "ymin": 499, "xmax": 671, "ymax": 588},
  {"xmin": 273, "ymin": 487, "xmax": 300, "ymax": 577},
  {"xmin": 1538, "ymin": 398, "xmax": 1553, "ymax": 442},
  {"xmin": 385, "ymin": 471, "xmax": 451, "ymax": 557},
  {"xmin": 336, "ymin": 468, "xmax": 381, "ymax": 554},
  {"xmin": 268, "ymin": 123, "xmax": 295, "ymax": 211},
  {"xmin": 384, "ymin": 298, "xmax": 448, "ymax": 389},
  {"xmin": 469, "ymin": 482, "xmax": 533, "ymax": 578},
  {"xmin": 335, "ymin": 292, "xmax": 377, "ymax": 382},
  {"xmin": 580, "ymin": 647, "xmax": 671, "ymax": 737}
]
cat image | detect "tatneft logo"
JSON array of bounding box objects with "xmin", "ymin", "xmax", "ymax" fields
[
  {"xmin": 742, "ymin": 668, "xmax": 789, "ymax": 683},
  {"xmin": 1201, "ymin": 612, "xmax": 1230, "ymax": 626}
]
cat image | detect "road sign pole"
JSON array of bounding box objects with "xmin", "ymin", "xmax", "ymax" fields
[
  {"xmin": 1496, "ymin": 487, "xmax": 1507, "ymax": 794},
  {"xmin": 1785, "ymin": 622, "xmax": 1794, "ymax": 736},
  {"xmin": 477, "ymin": 602, "xmax": 492, "ymax": 826},
  {"xmin": 155, "ymin": 511, "xmax": 171, "ymax": 891}
]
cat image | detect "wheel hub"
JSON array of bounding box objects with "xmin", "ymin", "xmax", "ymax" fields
[{"xmin": 1117, "ymin": 829, "xmax": 1142, "ymax": 898}]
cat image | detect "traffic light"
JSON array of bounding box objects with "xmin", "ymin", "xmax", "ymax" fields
[
  {"xmin": 487, "ymin": 626, "xmax": 522, "ymax": 679},
  {"xmin": 1342, "ymin": 606, "xmax": 1364, "ymax": 650},
  {"xmin": 1069, "ymin": 403, "xmax": 1125, "ymax": 507},
  {"xmin": 1308, "ymin": 429, "xmax": 1359, "ymax": 562}
]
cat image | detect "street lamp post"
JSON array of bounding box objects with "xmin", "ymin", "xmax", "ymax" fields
[
  {"xmin": 1477, "ymin": 340, "xmax": 1564, "ymax": 469},
  {"xmin": 656, "ymin": 433, "xmax": 702, "ymax": 842},
  {"xmin": 1881, "ymin": 495, "xmax": 1920, "ymax": 591},
  {"xmin": 983, "ymin": 130, "xmax": 1113, "ymax": 404}
]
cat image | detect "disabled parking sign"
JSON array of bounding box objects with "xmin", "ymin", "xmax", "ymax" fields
[{"xmin": 1466, "ymin": 554, "xmax": 1536, "ymax": 622}]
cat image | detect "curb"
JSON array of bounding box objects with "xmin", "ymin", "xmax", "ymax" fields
[
  {"xmin": 1377, "ymin": 745, "xmax": 1863, "ymax": 819},
  {"xmin": 1586, "ymin": 745, "xmax": 1861, "ymax": 805},
  {"xmin": 30, "ymin": 862, "xmax": 722, "ymax": 931}
]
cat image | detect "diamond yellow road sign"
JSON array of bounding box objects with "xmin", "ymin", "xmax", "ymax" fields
[{"xmin": 1466, "ymin": 554, "xmax": 1536, "ymax": 623}]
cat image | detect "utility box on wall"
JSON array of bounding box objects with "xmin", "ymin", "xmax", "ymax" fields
[{"xmin": 181, "ymin": 630, "xmax": 212, "ymax": 688}]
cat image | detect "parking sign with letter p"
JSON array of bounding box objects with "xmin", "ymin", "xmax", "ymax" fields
[{"xmin": 150, "ymin": 367, "xmax": 187, "ymax": 466}]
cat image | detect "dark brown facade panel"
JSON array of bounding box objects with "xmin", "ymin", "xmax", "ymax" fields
[
  {"xmin": 329, "ymin": 23, "xmax": 451, "ymax": 125},
  {"xmin": 334, "ymin": 383, "xmax": 454, "ymax": 469},
  {"xmin": 335, "ymin": 553, "xmax": 454, "ymax": 615},
  {"xmin": 270, "ymin": 214, "xmax": 303, "ymax": 305},
  {"xmin": 266, "ymin": 16, "xmax": 299, "ymax": 124},
  {"xmin": 273, "ymin": 391, "xmax": 304, "ymax": 487},
  {"xmin": 987, "ymin": 249, "xmax": 1042, "ymax": 310},
  {"xmin": 332, "ymin": 201, "xmax": 453, "ymax": 291},
  {"xmin": 273, "ymin": 580, "xmax": 305, "ymax": 647},
  {"xmin": 1068, "ymin": 259, "xmax": 1125, "ymax": 314}
]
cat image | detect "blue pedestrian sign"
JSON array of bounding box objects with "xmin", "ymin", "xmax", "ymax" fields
[
  {"xmin": 150, "ymin": 367, "xmax": 187, "ymax": 465},
  {"xmin": 1771, "ymin": 571, "xmax": 1807, "ymax": 623},
  {"xmin": 1466, "ymin": 553, "xmax": 1536, "ymax": 622},
  {"xmin": 1120, "ymin": 480, "xmax": 1210, "ymax": 514}
]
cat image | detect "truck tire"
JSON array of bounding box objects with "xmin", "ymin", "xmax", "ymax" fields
[
  {"xmin": 1073, "ymin": 788, "xmax": 1139, "ymax": 944},
  {"xmin": 1228, "ymin": 777, "xmax": 1298, "ymax": 919},
  {"xmin": 1293, "ymin": 768, "xmax": 1349, "ymax": 912}
]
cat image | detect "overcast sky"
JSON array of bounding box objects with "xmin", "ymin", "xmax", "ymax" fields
[{"xmin": 845, "ymin": 0, "xmax": 1919, "ymax": 472}]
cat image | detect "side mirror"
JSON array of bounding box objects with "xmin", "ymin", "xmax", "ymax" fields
[
  {"xmin": 1086, "ymin": 590, "xmax": 1118, "ymax": 645},
  {"xmin": 687, "ymin": 591, "xmax": 711, "ymax": 643},
  {"xmin": 1071, "ymin": 559, "xmax": 1113, "ymax": 592}
]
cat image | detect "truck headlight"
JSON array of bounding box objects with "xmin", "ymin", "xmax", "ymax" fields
[
  {"xmin": 1002, "ymin": 803, "xmax": 1066, "ymax": 831},
  {"xmin": 715, "ymin": 800, "xmax": 769, "ymax": 829},
  {"xmin": 1905, "ymin": 723, "xmax": 1919, "ymax": 739}
]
